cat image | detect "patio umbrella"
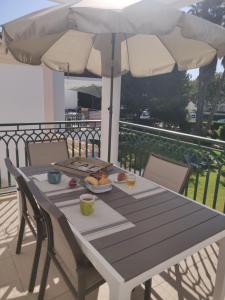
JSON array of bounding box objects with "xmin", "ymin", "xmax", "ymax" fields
[
  {"xmin": 49, "ymin": 0, "xmax": 203, "ymax": 9},
  {"xmin": 0, "ymin": 38, "xmax": 21, "ymax": 65},
  {"xmin": 2, "ymin": 0, "xmax": 225, "ymax": 161},
  {"xmin": 71, "ymin": 85, "xmax": 102, "ymax": 98}
]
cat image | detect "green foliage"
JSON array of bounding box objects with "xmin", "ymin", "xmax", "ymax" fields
[
  {"xmin": 189, "ymin": 0, "xmax": 225, "ymax": 135},
  {"xmin": 220, "ymin": 125, "xmax": 225, "ymax": 140},
  {"xmin": 190, "ymin": 0, "xmax": 225, "ymax": 26},
  {"xmin": 206, "ymin": 73, "xmax": 225, "ymax": 106},
  {"xmin": 121, "ymin": 75, "xmax": 152, "ymax": 118},
  {"xmin": 188, "ymin": 79, "xmax": 198, "ymax": 104},
  {"xmin": 121, "ymin": 67, "xmax": 190, "ymax": 127}
]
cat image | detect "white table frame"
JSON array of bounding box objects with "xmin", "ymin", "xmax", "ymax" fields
[
  {"xmin": 18, "ymin": 167, "xmax": 225, "ymax": 300},
  {"xmin": 70, "ymin": 195, "xmax": 225, "ymax": 300}
]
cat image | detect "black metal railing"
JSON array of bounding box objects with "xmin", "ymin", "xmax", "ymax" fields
[
  {"xmin": 65, "ymin": 112, "xmax": 83, "ymax": 122},
  {"xmin": 0, "ymin": 121, "xmax": 101, "ymax": 190},
  {"xmin": 119, "ymin": 122, "xmax": 225, "ymax": 212},
  {"xmin": 1, "ymin": 120, "xmax": 224, "ymax": 213}
]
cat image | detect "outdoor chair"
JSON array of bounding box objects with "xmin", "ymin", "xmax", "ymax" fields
[
  {"xmin": 4, "ymin": 158, "xmax": 45, "ymax": 293},
  {"xmin": 26, "ymin": 139, "xmax": 69, "ymax": 166},
  {"xmin": 143, "ymin": 153, "xmax": 191, "ymax": 194},
  {"xmin": 28, "ymin": 180, "xmax": 105, "ymax": 300},
  {"xmin": 143, "ymin": 153, "xmax": 191, "ymax": 300}
]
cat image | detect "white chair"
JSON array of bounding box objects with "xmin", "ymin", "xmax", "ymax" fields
[
  {"xmin": 143, "ymin": 153, "xmax": 191, "ymax": 300},
  {"xmin": 28, "ymin": 180, "xmax": 104, "ymax": 300},
  {"xmin": 27, "ymin": 140, "xmax": 69, "ymax": 166},
  {"xmin": 143, "ymin": 153, "xmax": 191, "ymax": 194}
]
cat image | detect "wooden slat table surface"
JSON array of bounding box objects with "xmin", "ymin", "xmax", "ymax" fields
[{"xmin": 20, "ymin": 164, "xmax": 225, "ymax": 300}]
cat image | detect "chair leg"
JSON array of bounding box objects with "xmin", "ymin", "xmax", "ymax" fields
[
  {"xmin": 77, "ymin": 276, "xmax": 86, "ymax": 300},
  {"xmin": 16, "ymin": 216, "xmax": 26, "ymax": 254},
  {"xmin": 38, "ymin": 253, "xmax": 51, "ymax": 300},
  {"xmin": 28, "ymin": 231, "xmax": 43, "ymax": 292},
  {"xmin": 144, "ymin": 279, "xmax": 152, "ymax": 300}
]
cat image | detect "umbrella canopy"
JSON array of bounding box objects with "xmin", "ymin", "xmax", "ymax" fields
[
  {"xmin": 3, "ymin": 0, "xmax": 225, "ymax": 162},
  {"xmin": 50, "ymin": 0, "xmax": 203, "ymax": 9},
  {"xmin": 3, "ymin": 0, "xmax": 225, "ymax": 78},
  {"xmin": 0, "ymin": 38, "xmax": 21, "ymax": 65},
  {"xmin": 71, "ymin": 85, "xmax": 102, "ymax": 98}
]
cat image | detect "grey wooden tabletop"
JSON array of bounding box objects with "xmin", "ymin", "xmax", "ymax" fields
[{"xmin": 21, "ymin": 164, "xmax": 225, "ymax": 282}]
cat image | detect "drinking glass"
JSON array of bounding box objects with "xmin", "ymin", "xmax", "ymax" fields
[{"xmin": 126, "ymin": 174, "xmax": 136, "ymax": 188}]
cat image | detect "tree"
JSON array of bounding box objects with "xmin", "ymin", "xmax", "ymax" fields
[
  {"xmin": 195, "ymin": 57, "xmax": 217, "ymax": 134},
  {"xmin": 190, "ymin": 0, "xmax": 225, "ymax": 135},
  {"xmin": 188, "ymin": 79, "xmax": 198, "ymax": 104},
  {"xmin": 206, "ymin": 59, "xmax": 225, "ymax": 129},
  {"xmin": 149, "ymin": 68, "xmax": 190, "ymax": 128},
  {"xmin": 121, "ymin": 67, "xmax": 190, "ymax": 128},
  {"xmin": 121, "ymin": 74, "xmax": 152, "ymax": 119}
]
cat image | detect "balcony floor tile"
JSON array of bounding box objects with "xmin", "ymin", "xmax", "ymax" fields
[{"xmin": 0, "ymin": 194, "xmax": 220, "ymax": 300}]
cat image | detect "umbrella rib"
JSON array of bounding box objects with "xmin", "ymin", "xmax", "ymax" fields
[
  {"xmin": 156, "ymin": 34, "xmax": 177, "ymax": 67},
  {"xmin": 125, "ymin": 33, "xmax": 132, "ymax": 75},
  {"xmin": 84, "ymin": 34, "xmax": 97, "ymax": 74}
]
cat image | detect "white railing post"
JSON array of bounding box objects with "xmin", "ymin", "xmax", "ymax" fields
[
  {"xmin": 43, "ymin": 65, "xmax": 65, "ymax": 122},
  {"xmin": 101, "ymin": 76, "xmax": 121, "ymax": 163}
]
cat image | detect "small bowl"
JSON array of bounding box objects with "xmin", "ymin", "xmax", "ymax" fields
[
  {"xmin": 47, "ymin": 170, "xmax": 62, "ymax": 184},
  {"xmin": 80, "ymin": 194, "xmax": 96, "ymax": 216}
]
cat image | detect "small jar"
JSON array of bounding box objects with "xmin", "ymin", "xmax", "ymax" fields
[{"xmin": 47, "ymin": 170, "xmax": 62, "ymax": 184}]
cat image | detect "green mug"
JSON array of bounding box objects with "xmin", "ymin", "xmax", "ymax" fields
[{"xmin": 80, "ymin": 194, "xmax": 96, "ymax": 216}]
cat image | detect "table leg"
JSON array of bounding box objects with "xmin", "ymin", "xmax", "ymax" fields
[
  {"xmin": 17, "ymin": 187, "xmax": 22, "ymax": 218},
  {"xmin": 213, "ymin": 238, "xmax": 225, "ymax": 300},
  {"xmin": 109, "ymin": 283, "xmax": 131, "ymax": 300}
]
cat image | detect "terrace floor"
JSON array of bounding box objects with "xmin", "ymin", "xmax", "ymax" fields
[{"xmin": 0, "ymin": 193, "xmax": 220, "ymax": 300}]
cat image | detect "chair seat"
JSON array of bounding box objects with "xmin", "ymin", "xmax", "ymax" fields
[{"xmin": 56, "ymin": 252, "xmax": 104, "ymax": 291}]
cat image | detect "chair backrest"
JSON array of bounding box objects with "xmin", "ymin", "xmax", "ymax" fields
[
  {"xmin": 27, "ymin": 140, "xmax": 69, "ymax": 166},
  {"xmin": 143, "ymin": 154, "xmax": 191, "ymax": 194},
  {"xmin": 4, "ymin": 158, "xmax": 41, "ymax": 217},
  {"xmin": 27, "ymin": 180, "xmax": 85, "ymax": 270}
]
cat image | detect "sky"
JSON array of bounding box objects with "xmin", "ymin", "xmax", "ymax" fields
[
  {"xmin": 0, "ymin": 0, "xmax": 56, "ymax": 25},
  {"xmin": 0, "ymin": 0, "xmax": 224, "ymax": 80}
]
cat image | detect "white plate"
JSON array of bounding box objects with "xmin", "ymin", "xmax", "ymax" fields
[
  {"xmin": 114, "ymin": 179, "xmax": 127, "ymax": 184},
  {"xmin": 85, "ymin": 182, "xmax": 112, "ymax": 193}
]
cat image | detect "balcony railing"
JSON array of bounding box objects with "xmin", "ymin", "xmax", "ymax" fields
[
  {"xmin": 119, "ymin": 121, "xmax": 225, "ymax": 212},
  {"xmin": 0, "ymin": 120, "xmax": 224, "ymax": 213},
  {"xmin": 0, "ymin": 121, "xmax": 101, "ymax": 191}
]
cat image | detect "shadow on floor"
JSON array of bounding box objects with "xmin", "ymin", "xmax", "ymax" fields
[{"xmin": 0, "ymin": 195, "xmax": 219, "ymax": 300}]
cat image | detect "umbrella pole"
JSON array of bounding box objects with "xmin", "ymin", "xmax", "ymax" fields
[{"xmin": 107, "ymin": 33, "xmax": 116, "ymax": 162}]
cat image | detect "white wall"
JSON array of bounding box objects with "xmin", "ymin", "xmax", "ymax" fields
[
  {"xmin": 0, "ymin": 64, "xmax": 45, "ymax": 123},
  {"xmin": 43, "ymin": 66, "xmax": 65, "ymax": 121},
  {"xmin": 65, "ymin": 89, "xmax": 78, "ymax": 109},
  {"xmin": 0, "ymin": 64, "xmax": 65, "ymax": 188}
]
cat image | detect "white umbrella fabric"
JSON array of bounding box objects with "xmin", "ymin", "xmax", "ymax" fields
[
  {"xmin": 0, "ymin": 39, "xmax": 21, "ymax": 65},
  {"xmin": 3, "ymin": 0, "xmax": 225, "ymax": 77},
  {"xmin": 49, "ymin": 0, "xmax": 203, "ymax": 10},
  {"xmin": 2, "ymin": 0, "xmax": 225, "ymax": 161}
]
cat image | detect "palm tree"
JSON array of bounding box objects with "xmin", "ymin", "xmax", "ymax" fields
[
  {"xmin": 207, "ymin": 58, "xmax": 225, "ymax": 129},
  {"xmin": 190, "ymin": 0, "xmax": 225, "ymax": 135}
]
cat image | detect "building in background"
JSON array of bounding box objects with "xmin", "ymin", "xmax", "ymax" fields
[
  {"xmin": 64, "ymin": 76, "xmax": 102, "ymax": 111},
  {"xmin": 0, "ymin": 40, "xmax": 65, "ymax": 124}
]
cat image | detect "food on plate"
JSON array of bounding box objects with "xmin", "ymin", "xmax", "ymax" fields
[
  {"xmin": 84, "ymin": 176, "xmax": 99, "ymax": 186},
  {"xmin": 68, "ymin": 178, "xmax": 77, "ymax": 188},
  {"xmin": 117, "ymin": 172, "xmax": 127, "ymax": 182},
  {"xmin": 98, "ymin": 177, "xmax": 111, "ymax": 185},
  {"xmin": 84, "ymin": 172, "xmax": 111, "ymax": 186},
  {"xmin": 92, "ymin": 171, "xmax": 107, "ymax": 180}
]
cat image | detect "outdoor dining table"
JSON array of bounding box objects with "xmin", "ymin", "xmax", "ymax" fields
[{"xmin": 19, "ymin": 163, "xmax": 225, "ymax": 300}]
